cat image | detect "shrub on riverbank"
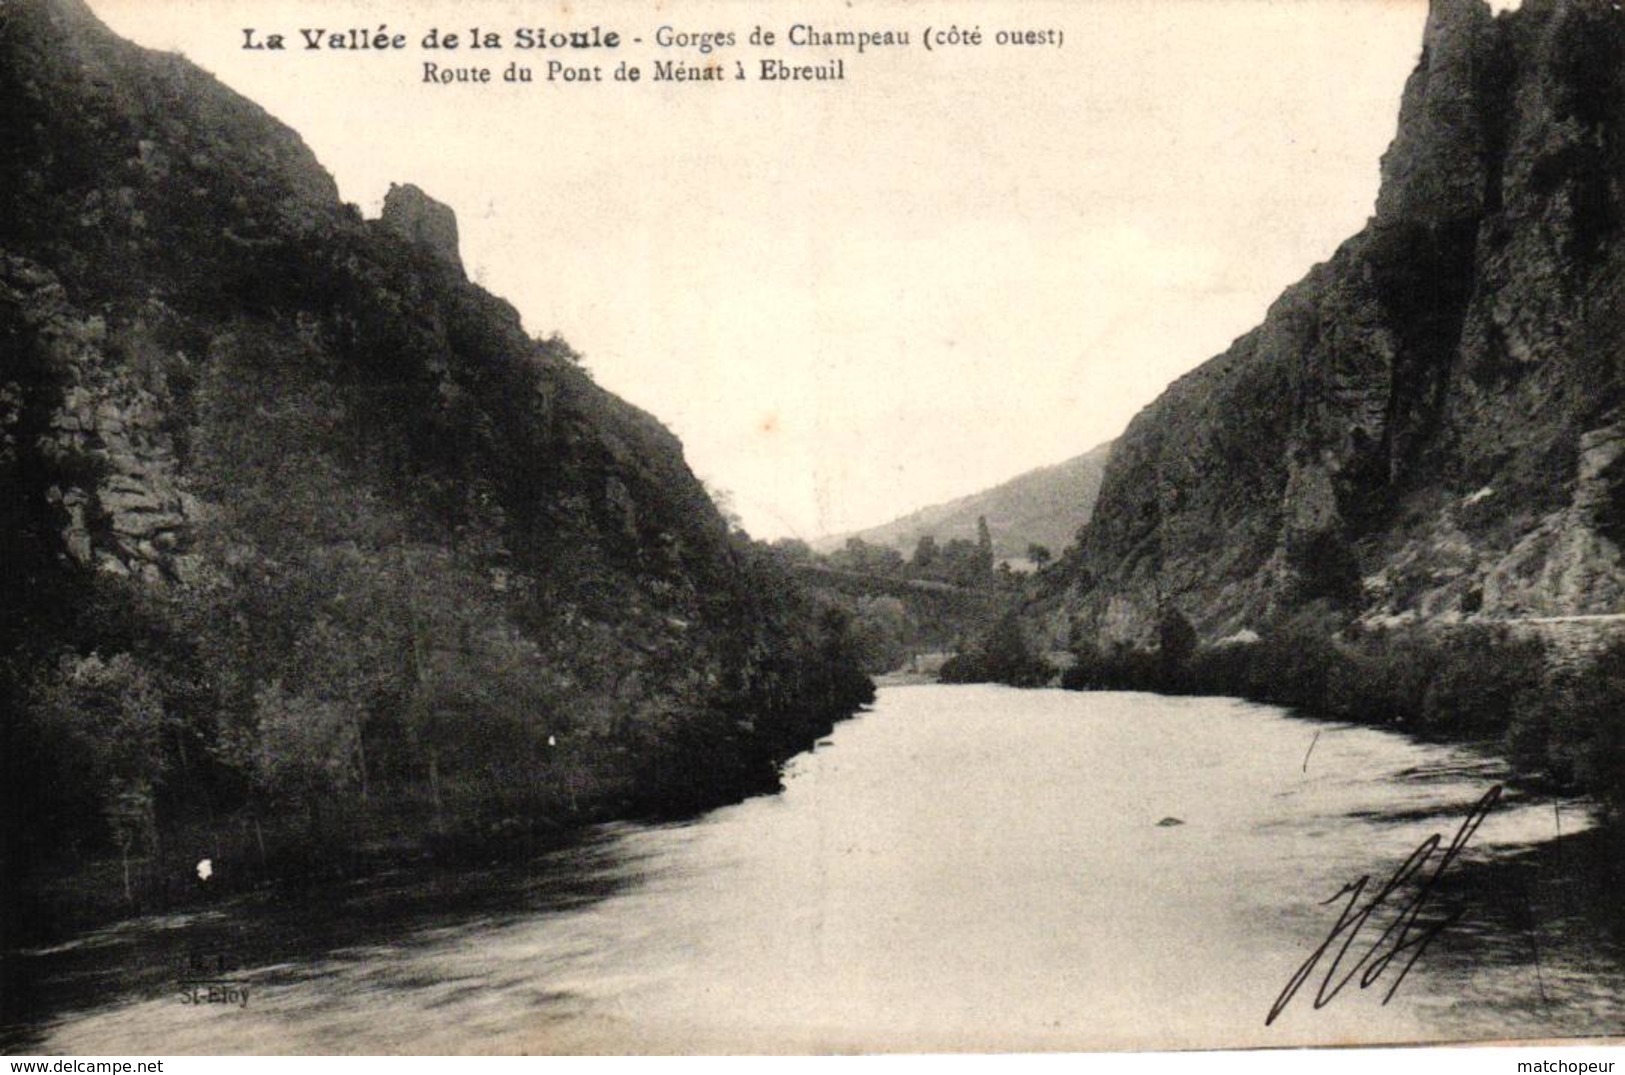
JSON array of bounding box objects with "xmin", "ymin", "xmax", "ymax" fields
[
  {"xmin": 1511, "ymin": 641, "xmax": 1625, "ymax": 811},
  {"xmin": 939, "ymin": 611, "xmax": 1054, "ymax": 688},
  {"xmin": 1061, "ymin": 618, "xmax": 1625, "ymax": 809}
]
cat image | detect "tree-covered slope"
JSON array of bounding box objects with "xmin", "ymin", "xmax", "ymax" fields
[{"xmin": 0, "ymin": 0, "xmax": 869, "ymax": 931}]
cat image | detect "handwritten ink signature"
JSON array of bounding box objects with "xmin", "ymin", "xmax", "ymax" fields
[{"xmin": 1266, "ymin": 784, "xmax": 1501, "ymax": 1026}]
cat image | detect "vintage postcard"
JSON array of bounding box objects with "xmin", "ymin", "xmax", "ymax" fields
[{"xmin": 3, "ymin": 0, "xmax": 1624, "ymax": 1059}]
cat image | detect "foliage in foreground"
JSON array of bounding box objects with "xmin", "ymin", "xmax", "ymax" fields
[
  {"xmin": 939, "ymin": 611, "xmax": 1055, "ymax": 688},
  {"xmin": 2, "ymin": 531, "xmax": 874, "ymax": 941}
]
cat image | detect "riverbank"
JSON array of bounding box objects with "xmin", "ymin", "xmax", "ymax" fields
[
  {"xmin": 1062, "ymin": 616, "xmax": 1625, "ymax": 813},
  {"xmin": 10, "ymin": 684, "xmax": 1615, "ymax": 1053},
  {"xmin": 4, "ymin": 670, "xmax": 871, "ymax": 951}
]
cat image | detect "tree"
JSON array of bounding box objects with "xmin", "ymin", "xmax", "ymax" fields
[
  {"xmin": 975, "ymin": 516, "xmax": 995, "ymax": 579},
  {"xmin": 1027, "ymin": 543, "xmax": 1053, "ymax": 568},
  {"xmin": 833, "ymin": 537, "xmax": 879, "ymax": 573},
  {"xmin": 1157, "ymin": 608, "xmax": 1198, "ymax": 684},
  {"xmin": 911, "ymin": 534, "xmax": 939, "ymax": 572},
  {"xmin": 938, "ymin": 538, "xmax": 985, "ymax": 588},
  {"xmin": 867, "ymin": 545, "xmax": 907, "ymax": 577},
  {"xmin": 939, "ymin": 611, "xmax": 1054, "ymax": 688},
  {"xmin": 770, "ymin": 537, "xmax": 814, "ymax": 565},
  {"xmin": 249, "ymin": 680, "xmax": 360, "ymax": 823},
  {"xmin": 702, "ymin": 481, "xmax": 743, "ymax": 532},
  {"xmin": 33, "ymin": 654, "xmax": 167, "ymax": 901},
  {"xmin": 848, "ymin": 596, "xmax": 911, "ymax": 673}
]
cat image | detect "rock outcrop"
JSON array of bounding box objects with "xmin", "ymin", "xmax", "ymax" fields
[
  {"xmin": 1055, "ymin": 0, "xmax": 1625, "ymax": 648},
  {"xmin": 377, "ymin": 183, "xmax": 465, "ymax": 273}
]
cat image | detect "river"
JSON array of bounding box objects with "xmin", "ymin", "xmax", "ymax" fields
[{"xmin": 5, "ymin": 684, "xmax": 1625, "ymax": 1053}]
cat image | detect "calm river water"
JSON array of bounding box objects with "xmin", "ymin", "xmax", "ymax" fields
[{"xmin": 5, "ymin": 684, "xmax": 1625, "ymax": 1052}]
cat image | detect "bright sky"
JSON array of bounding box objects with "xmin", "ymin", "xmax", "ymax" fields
[{"xmin": 89, "ymin": 0, "xmax": 1435, "ymax": 542}]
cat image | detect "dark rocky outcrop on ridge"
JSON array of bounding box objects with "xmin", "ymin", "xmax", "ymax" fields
[
  {"xmin": 1051, "ymin": 0, "xmax": 1625, "ymax": 649},
  {"xmin": 0, "ymin": 0, "xmax": 869, "ymax": 928},
  {"xmin": 379, "ymin": 183, "xmax": 465, "ymax": 275}
]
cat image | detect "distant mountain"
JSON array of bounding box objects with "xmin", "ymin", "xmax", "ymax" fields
[{"xmin": 820, "ymin": 442, "xmax": 1113, "ymax": 564}]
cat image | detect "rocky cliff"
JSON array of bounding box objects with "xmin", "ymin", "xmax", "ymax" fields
[
  {"xmin": 0, "ymin": 0, "xmax": 868, "ymax": 911},
  {"xmin": 1055, "ymin": 0, "xmax": 1625, "ymax": 649}
]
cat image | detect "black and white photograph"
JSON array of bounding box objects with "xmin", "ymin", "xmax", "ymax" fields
[{"xmin": 4, "ymin": 0, "xmax": 1625, "ymax": 1059}]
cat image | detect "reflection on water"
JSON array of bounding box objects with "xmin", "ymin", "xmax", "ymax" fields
[
  {"xmin": 0, "ymin": 836, "xmax": 638, "ymax": 1052},
  {"xmin": 4, "ymin": 685, "xmax": 1621, "ymax": 1052}
]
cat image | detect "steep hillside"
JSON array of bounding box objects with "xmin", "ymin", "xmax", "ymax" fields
[
  {"xmin": 0, "ymin": 0, "xmax": 869, "ymax": 927},
  {"xmin": 822, "ymin": 441, "xmax": 1112, "ymax": 565},
  {"xmin": 1054, "ymin": 0, "xmax": 1625, "ymax": 649}
]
